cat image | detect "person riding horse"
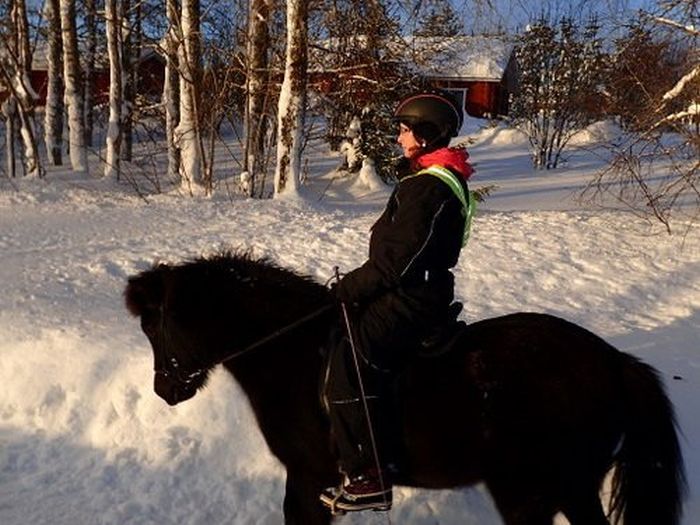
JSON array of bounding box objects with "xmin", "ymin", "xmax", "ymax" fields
[{"xmin": 320, "ymin": 90, "xmax": 474, "ymax": 513}]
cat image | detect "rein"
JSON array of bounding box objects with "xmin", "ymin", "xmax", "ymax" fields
[
  {"xmin": 216, "ymin": 303, "xmax": 334, "ymax": 365},
  {"xmin": 156, "ymin": 303, "xmax": 334, "ymax": 386}
]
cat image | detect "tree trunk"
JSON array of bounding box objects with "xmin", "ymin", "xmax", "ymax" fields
[
  {"xmin": 120, "ymin": 0, "xmax": 133, "ymax": 161},
  {"xmin": 105, "ymin": 0, "xmax": 122, "ymax": 178},
  {"xmin": 274, "ymin": 0, "xmax": 308, "ymax": 196},
  {"xmin": 44, "ymin": 0, "xmax": 63, "ymax": 166},
  {"xmin": 59, "ymin": 0, "xmax": 88, "ymax": 173},
  {"xmin": 3, "ymin": 99, "xmax": 17, "ymax": 178},
  {"xmin": 130, "ymin": 0, "xmax": 142, "ymax": 160},
  {"xmin": 174, "ymin": 0, "xmax": 203, "ymax": 191},
  {"xmin": 84, "ymin": 0, "xmax": 96, "ymax": 147},
  {"xmin": 244, "ymin": 0, "xmax": 271, "ymax": 197},
  {"xmin": 164, "ymin": 0, "xmax": 180, "ymax": 182},
  {"xmin": 11, "ymin": 0, "xmax": 43, "ymax": 177}
]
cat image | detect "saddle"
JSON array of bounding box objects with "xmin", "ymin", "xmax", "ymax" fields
[{"xmin": 418, "ymin": 301, "xmax": 467, "ymax": 358}]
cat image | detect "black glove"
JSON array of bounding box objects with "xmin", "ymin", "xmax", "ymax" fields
[
  {"xmin": 327, "ymin": 281, "xmax": 340, "ymax": 301},
  {"xmin": 334, "ymin": 276, "xmax": 358, "ymax": 306}
]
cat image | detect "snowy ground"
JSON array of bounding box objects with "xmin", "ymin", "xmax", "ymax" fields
[{"xmin": 1, "ymin": 122, "xmax": 698, "ymax": 524}]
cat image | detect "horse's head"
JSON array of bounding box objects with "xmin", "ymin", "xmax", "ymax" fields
[
  {"xmin": 126, "ymin": 253, "xmax": 334, "ymax": 406},
  {"xmin": 125, "ymin": 262, "xmax": 234, "ymax": 406}
]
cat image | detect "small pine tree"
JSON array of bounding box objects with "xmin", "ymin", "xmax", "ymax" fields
[
  {"xmin": 415, "ymin": 0, "xmax": 464, "ymax": 38},
  {"xmin": 311, "ymin": 0, "xmax": 415, "ymax": 182}
]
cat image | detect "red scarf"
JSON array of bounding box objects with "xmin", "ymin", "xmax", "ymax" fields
[{"xmin": 412, "ymin": 147, "xmax": 474, "ymax": 180}]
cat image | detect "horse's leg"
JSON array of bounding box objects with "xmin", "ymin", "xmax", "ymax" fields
[
  {"xmin": 560, "ymin": 490, "xmax": 610, "ymax": 525},
  {"xmin": 283, "ymin": 470, "xmax": 334, "ymax": 525}
]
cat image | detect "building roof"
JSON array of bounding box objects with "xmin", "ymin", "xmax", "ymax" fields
[
  {"xmin": 30, "ymin": 40, "xmax": 162, "ymax": 71},
  {"xmin": 403, "ymin": 35, "xmax": 515, "ymax": 82},
  {"xmin": 309, "ymin": 34, "xmax": 515, "ymax": 82}
]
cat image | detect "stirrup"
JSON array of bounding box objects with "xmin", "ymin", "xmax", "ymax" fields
[
  {"xmin": 320, "ymin": 476, "xmax": 392, "ymax": 514},
  {"xmin": 320, "ymin": 486, "xmax": 392, "ymax": 514}
]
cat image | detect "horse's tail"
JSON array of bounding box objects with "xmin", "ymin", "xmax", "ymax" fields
[{"xmin": 609, "ymin": 352, "xmax": 686, "ymax": 525}]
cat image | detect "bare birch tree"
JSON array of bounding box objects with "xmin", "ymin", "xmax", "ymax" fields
[
  {"xmin": 274, "ymin": 0, "xmax": 308, "ymax": 196},
  {"xmin": 83, "ymin": 0, "xmax": 97, "ymax": 147},
  {"xmin": 174, "ymin": 0, "xmax": 204, "ymax": 191},
  {"xmin": 2, "ymin": 97, "xmax": 17, "ymax": 178},
  {"xmin": 0, "ymin": 0, "xmax": 43, "ymax": 177},
  {"xmin": 129, "ymin": 0, "xmax": 144, "ymax": 161},
  {"xmin": 163, "ymin": 0, "xmax": 181, "ymax": 181},
  {"xmin": 244, "ymin": 0, "xmax": 272, "ymax": 197},
  {"xmin": 44, "ymin": 0, "xmax": 63, "ymax": 166},
  {"xmin": 60, "ymin": 0, "xmax": 88, "ymax": 173},
  {"xmin": 105, "ymin": 0, "xmax": 122, "ymax": 178},
  {"xmin": 120, "ymin": 0, "xmax": 134, "ymax": 161}
]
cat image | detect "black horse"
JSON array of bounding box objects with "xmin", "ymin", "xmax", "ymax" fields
[{"xmin": 124, "ymin": 252, "xmax": 685, "ymax": 525}]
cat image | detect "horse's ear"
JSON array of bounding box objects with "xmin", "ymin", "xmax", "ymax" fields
[{"xmin": 124, "ymin": 270, "xmax": 164, "ymax": 317}]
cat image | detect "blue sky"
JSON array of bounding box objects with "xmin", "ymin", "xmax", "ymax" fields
[{"xmin": 447, "ymin": 0, "xmax": 656, "ymax": 34}]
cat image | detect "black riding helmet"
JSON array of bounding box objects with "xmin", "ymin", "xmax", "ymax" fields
[{"xmin": 394, "ymin": 91, "xmax": 464, "ymax": 149}]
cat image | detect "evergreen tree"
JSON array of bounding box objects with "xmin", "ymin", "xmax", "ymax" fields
[
  {"xmin": 311, "ymin": 0, "xmax": 414, "ymax": 181},
  {"xmin": 415, "ymin": 0, "xmax": 464, "ymax": 37}
]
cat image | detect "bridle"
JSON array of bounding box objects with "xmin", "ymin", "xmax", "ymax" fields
[{"xmin": 154, "ymin": 303, "xmax": 334, "ymax": 388}]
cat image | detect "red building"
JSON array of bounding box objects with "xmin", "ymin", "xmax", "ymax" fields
[
  {"xmin": 310, "ymin": 35, "xmax": 517, "ymax": 121},
  {"xmin": 2, "ymin": 44, "xmax": 165, "ymax": 107},
  {"xmin": 408, "ymin": 36, "xmax": 517, "ymax": 119}
]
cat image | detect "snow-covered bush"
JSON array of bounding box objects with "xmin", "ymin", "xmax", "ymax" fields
[{"xmin": 511, "ymin": 17, "xmax": 607, "ymax": 170}]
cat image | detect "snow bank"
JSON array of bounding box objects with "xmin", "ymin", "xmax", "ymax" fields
[
  {"xmin": 468, "ymin": 124, "xmax": 529, "ymax": 147},
  {"xmin": 568, "ymin": 120, "xmax": 623, "ymax": 147}
]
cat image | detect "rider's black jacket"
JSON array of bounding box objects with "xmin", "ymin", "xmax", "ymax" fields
[{"xmin": 337, "ymin": 166, "xmax": 469, "ymax": 312}]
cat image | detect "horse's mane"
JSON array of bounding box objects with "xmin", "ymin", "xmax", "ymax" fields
[
  {"xmin": 126, "ymin": 249, "xmax": 329, "ymax": 317},
  {"xmin": 187, "ymin": 249, "xmax": 326, "ymax": 292}
]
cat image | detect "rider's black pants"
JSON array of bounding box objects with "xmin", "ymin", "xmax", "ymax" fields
[{"xmin": 323, "ymin": 287, "xmax": 451, "ymax": 478}]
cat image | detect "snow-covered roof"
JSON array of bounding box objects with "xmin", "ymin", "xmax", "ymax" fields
[
  {"xmin": 402, "ymin": 35, "xmax": 515, "ymax": 82},
  {"xmin": 30, "ymin": 39, "xmax": 110, "ymax": 71},
  {"xmin": 309, "ymin": 35, "xmax": 515, "ymax": 82},
  {"xmin": 30, "ymin": 39, "xmax": 160, "ymax": 71}
]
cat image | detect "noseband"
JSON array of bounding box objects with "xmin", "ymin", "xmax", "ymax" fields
[
  {"xmin": 155, "ymin": 356, "xmax": 206, "ymax": 387},
  {"xmin": 154, "ymin": 303, "xmax": 334, "ymax": 388}
]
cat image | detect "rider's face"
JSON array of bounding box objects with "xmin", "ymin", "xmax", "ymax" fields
[{"xmin": 397, "ymin": 123, "xmax": 422, "ymax": 159}]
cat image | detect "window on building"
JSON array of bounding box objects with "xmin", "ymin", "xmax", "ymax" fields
[{"xmin": 445, "ymin": 88, "xmax": 467, "ymax": 111}]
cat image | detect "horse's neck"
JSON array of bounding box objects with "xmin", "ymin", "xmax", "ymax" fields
[
  {"xmin": 221, "ymin": 272, "xmax": 332, "ymax": 417},
  {"xmin": 224, "ymin": 303, "xmax": 330, "ymax": 396},
  {"xmin": 222, "ymin": 319, "xmax": 331, "ymax": 459}
]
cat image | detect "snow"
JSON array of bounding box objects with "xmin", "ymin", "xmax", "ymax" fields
[{"xmin": 1, "ymin": 122, "xmax": 699, "ymax": 525}]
